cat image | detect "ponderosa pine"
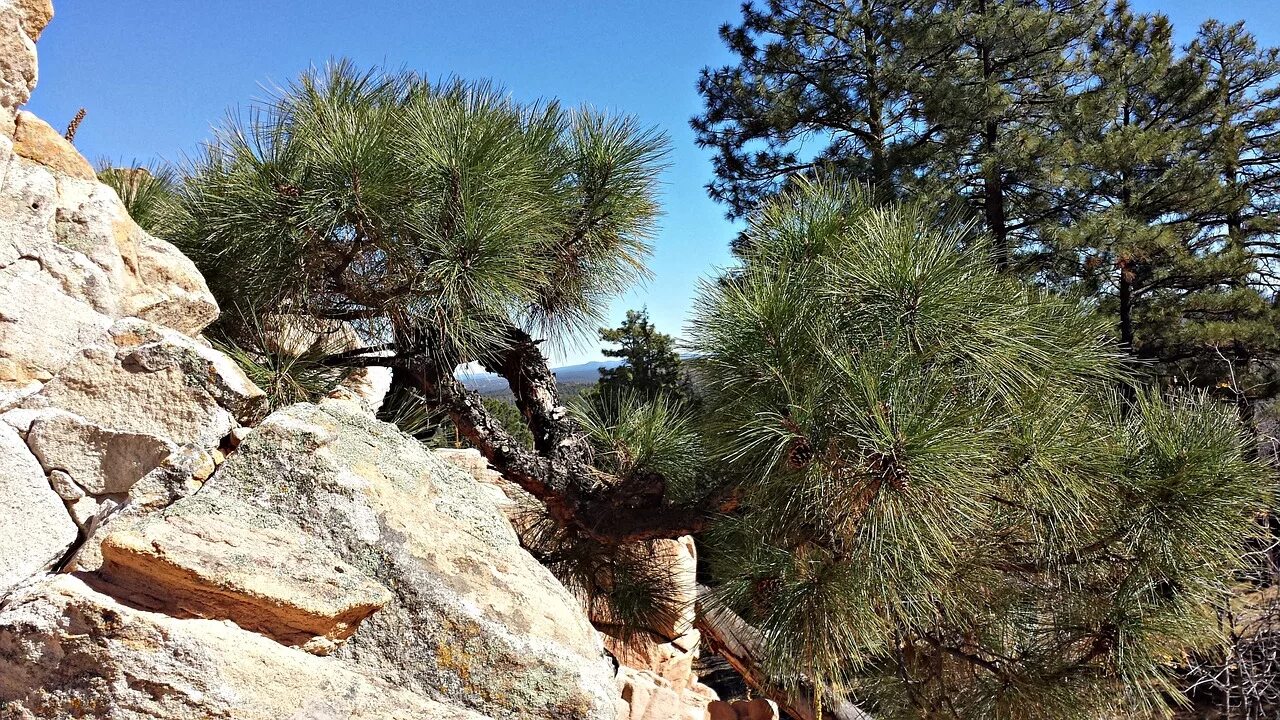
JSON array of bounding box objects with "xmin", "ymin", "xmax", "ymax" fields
[{"xmin": 163, "ymin": 63, "xmax": 1270, "ymax": 719}]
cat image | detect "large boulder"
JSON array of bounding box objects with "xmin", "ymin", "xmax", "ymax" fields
[
  {"xmin": 0, "ymin": 574, "xmax": 494, "ymax": 720},
  {"xmin": 204, "ymin": 399, "xmax": 618, "ymax": 720},
  {"xmin": 96, "ymin": 493, "xmax": 393, "ymax": 656}
]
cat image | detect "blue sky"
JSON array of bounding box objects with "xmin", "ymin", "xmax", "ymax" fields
[{"xmin": 25, "ymin": 1, "xmax": 1280, "ymax": 366}]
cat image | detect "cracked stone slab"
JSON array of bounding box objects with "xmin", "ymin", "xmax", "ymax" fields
[
  {"xmin": 98, "ymin": 493, "xmax": 392, "ymax": 655},
  {"xmin": 27, "ymin": 409, "xmax": 174, "ymax": 495},
  {"xmin": 0, "ymin": 422, "xmax": 76, "ymax": 595}
]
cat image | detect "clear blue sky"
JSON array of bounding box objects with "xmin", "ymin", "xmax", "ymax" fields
[{"xmin": 25, "ymin": 1, "xmax": 1280, "ymax": 366}]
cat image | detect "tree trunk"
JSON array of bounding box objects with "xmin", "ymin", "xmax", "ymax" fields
[
  {"xmin": 862, "ymin": 23, "xmax": 889, "ymax": 190},
  {"xmin": 977, "ymin": 0, "xmax": 1009, "ymax": 271},
  {"xmin": 1118, "ymin": 260, "xmax": 1134, "ymax": 349},
  {"xmin": 335, "ymin": 331, "xmax": 728, "ymax": 545}
]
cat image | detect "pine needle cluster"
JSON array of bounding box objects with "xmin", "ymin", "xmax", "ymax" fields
[
  {"xmin": 164, "ymin": 61, "xmax": 667, "ymax": 365},
  {"xmin": 688, "ymin": 176, "xmax": 1272, "ymax": 719}
]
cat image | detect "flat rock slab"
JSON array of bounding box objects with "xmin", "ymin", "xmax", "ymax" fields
[
  {"xmin": 0, "ymin": 574, "xmax": 494, "ymax": 720},
  {"xmin": 98, "ymin": 493, "xmax": 392, "ymax": 655},
  {"xmin": 0, "ymin": 422, "xmax": 76, "ymax": 594},
  {"xmin": 27, "ymin": 410, "xmax": 173, "ymax": 495}
]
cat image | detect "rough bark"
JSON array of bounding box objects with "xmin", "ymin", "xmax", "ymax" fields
[{"xmin": 333, "ymin": 338, "xmax": 726, "ymax": 545}]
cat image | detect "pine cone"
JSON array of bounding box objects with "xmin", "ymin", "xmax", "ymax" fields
[{"xmin": 785, "ymin": 436, "xmax": 814, "ymax": 469}]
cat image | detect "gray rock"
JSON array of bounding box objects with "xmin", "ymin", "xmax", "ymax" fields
[
  {"xmin": 0, "ymin": 422, "xmax": 76, "ymax": 594},
  {"xmin": 27, "ymin": 410, "xmax": 174, "ymax": 495},
  {"xmin": 206, "ymin": 399, "xmax": 618, "ymax": 720}
]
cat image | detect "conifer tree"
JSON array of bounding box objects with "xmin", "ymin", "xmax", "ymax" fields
[
  {"xmin": 692, "ymin": 0, "xmax": 1103, "ymax": 268},
  {"xmin": 1048, "ymin": 3, "xmax": 1274, "ymax": 403},
  {"xmin": 691, "ymin": 0, "xmax": 942, "ymax": 219},
  {"xmin": 596, "ymin": 308, "xmax": 690, "ymax": 401},
  {"xmin": 1174, "ymin": 20, "xmax": 1280, "ymax": 406},
  {"xmin": 920, "ymin": 0, "xmax": 1103, "ymax": 270},
  {"xmin": 692, "ymin": 176, "xmax": 1268, "ymax": 719},
  {"xmin": 164, "ymin": 63, "xmax": 1269, "ymax": 719}
]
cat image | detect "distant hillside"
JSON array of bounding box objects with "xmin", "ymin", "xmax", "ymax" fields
[{"xmin": 459, "ymin": 359, "xmax": 623, "ymax": 398}]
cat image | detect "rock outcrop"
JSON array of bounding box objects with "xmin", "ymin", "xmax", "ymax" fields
[
  {"xmin": 0, "ymin": 575, "xmax": 492, "ymax": 720},
  {"xmin": 603, "ymin": 536, "xmax": 720, "ymax": 720},
  {"xmin": 436, "ymin": 448, "xmax": 726, "ymax": 720},
  {"xmin": 202, "ymin": 400, "xmax": 618, "ymax": 719},
  {"xmin": 0, "ymin": 421, "xmax": 76, "ymax": 589}
]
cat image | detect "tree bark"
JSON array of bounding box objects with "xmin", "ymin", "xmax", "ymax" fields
[
  {"xmin": 977, "ymin": 0, "xmax": 1009, "ymax": 272},
  {"xmin": 332, "ymin": 334, "xmax": 729, "ymax": 545}
]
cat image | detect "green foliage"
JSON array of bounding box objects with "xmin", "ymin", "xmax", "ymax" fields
[
  {"xmin": 573, "ymin": 390, "xmax": 709, "ymax": 506},
  {"xmin": 689, "ymin": 176, "xmax": 1271, "ymax": 719},
  {"xmin": 694, "ymin": 0, "xmax": 1280, "ymax": 407},
  {"xmin": 166, "ymin": 60, "xmax": 667, "ymax": 364},
  {"xmin": 97, "ymin": 162, "xmax": 179, "ymax": 237},
  {"xmin": 596, "ymin": 308, "xmax": 691, "ymax": 402},
  {"xmin": 208, "ymin": 310, "xmax": 350, "ymax": 411},
  {"xmin": 521, "ymin": 511, "xmax": 689, "ymax": 641}
]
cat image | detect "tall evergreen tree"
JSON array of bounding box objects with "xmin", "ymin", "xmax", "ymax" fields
[
  {"xmin": 693, "ymin": 0, "xmax": 1103, "ymax": 268},
  {"xmin": 921, "ymin": 0, "xmax": 1103, "ymax": 270},
  {"xmin": 596, "ymin": 308, "xmax": 691, "ymax": 401},
  {"xmin": 691, "ymin": 0, "xmax": 941, "ymax": 220},
  {"xmin": 1048, "ymin": 4, "xmax": 1272, "ymax": 403},
  {"xmin": 1175, "ymin": 20, "xmax": 1280, "ymax": 406}
]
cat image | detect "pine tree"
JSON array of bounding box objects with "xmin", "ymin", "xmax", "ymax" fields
[
  {"xmin": 166, "ymin": 62, "xmax": 1269, "ymax": 718},
  {"xmin": 691, "ymin": 0, "xmax": 942, "ymax": 221},
  {"xmin": 596, "ymin": 308, "xmax": 690, "ymax": 401},
  {"xmin": 1173, "ymin": 20, "xmax": 1280, "ymax": 408},
  {"xmin": 1048, "ymin": 4, "xmax": 1265, "ymax": 397},
  {"xmin": 690, "ymin": 176, "xmax": 1269, "ymax": 720},
  {"xmin": 692, "ymin": 0, "xmax": 1103, "ymax": 268},
  {"xmin": 920, "ymin": 0, "xmax": 1103, "ymax": 270}
]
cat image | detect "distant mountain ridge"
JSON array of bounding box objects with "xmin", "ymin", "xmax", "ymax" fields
[{"xmin": 459, "ymin": 359, "xmax": 623, "ymax": 396}]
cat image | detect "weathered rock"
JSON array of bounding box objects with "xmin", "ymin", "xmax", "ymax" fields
[
  {"xmin": 731, "ymin": 698, "xmax": 781, "ymax": 720},
  {"xmin": 27, "ymin": 410, "xmax": 174, "ymax": 495},
  {"xmin": 45, "ymin": 468, "xmax": 81, "ymax": 501},
  {"xmin": 12, "ymin": 110, "xmax": 92, "ymax": 179},
  {"xmin": 708, "ymin": 701, "xmax": 739, "ymax": 720},
  {"xmin": 0, "ymin": 422, "xmax": 76, "ymax": 593},
  {"xmin": 602, "ymin": 627, "xmax": 697, "ymax": 686},
  {"xmin": 0, "ymin": 379, "xmax": 40, "ymax": 412},
  {"xmin": 615, "ymin": 667, "xmax": 711, "ymax": 720},
  {"xmin": 97, "ymin": 493, "xmax": 392, "ymax": 655},
  {"xmin": 0, "ymin": 574, "xmax": 495, "ymax": 720},
  {"xmin": 12, "ymin": 0, "xmax": 50, "ymax": 40},
  {"xmin": 331, "ymin": 363, "xmax": 392, "ymax": 412},
  {"xmin": 0, "ymin": 0, "xmax": 38, "ymax": 136},
  {"xmin": 206, "ymin": 399, "xmax": 617, "ymax": 720},
  {"xmin": 0, "ymin": 251, "xmax": 112, "ymax": 388},
  {"xmin": 0, "ymin": 139, "xmax": 218, "ymax": 382},
  {"xmin": 653, "ymin": 536, "xmax": 698, "ymax": 639},
  {"xmin": 22, "ymin": 318, "xmax": 266, "ymax": 448},
  {"xmin": 434, "ymin": 447, "xmax": 525, "ymax": 518}
]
